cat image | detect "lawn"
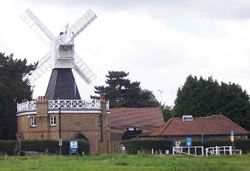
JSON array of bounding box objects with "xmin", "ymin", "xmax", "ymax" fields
[{"xmin": 0, "ymin": 154, "xmax": 249, "ymax": 171}]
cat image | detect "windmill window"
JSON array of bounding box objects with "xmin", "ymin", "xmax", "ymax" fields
[
  {"xmin": 50, "ymin": 116, "xmax": 56, "ymax": 126},
  {"xmin": 30, "ymin": 117, "xmax": 37, "ymax": 128}
]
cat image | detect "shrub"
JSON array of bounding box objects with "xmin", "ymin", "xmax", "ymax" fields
[
  {"xmin": 123, "ymin": 138, "xmax": 173, "ymax": 154},
  {"xmin": 0, "ymin": 140, "xmax": 89, "ymax": 155},
  {"xmin": 0, "ymin": 140, "xmax": 16, "ymax": 155}
]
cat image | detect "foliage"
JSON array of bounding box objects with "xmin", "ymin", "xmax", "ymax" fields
[
  {"xmin": 0, "ymin": 53, "xmax": 36, "ymax": 139},
  {"xmin": 0, "ymin": 154, "xmax": 250, "ymax": 171},
  {"xmin": 173, "ymin": 75, "xmax": 250, "ymax": 130},
  {"xmin": 122, "ymin": 138, "xmax": 173, "ymax": 154},
  {"xmin": 0, "ymin": 140, "xmax": 16, "ymax": 155},
  {"xmin": 161, "ymin": 105, "xmax": 173, "ymax": 121},
  {"xmin": 0, "ymin": 140, "xmax": 89, "ymax": 155},
  {"xmin": 93, "ymin": 71, "xmax": 160, "ymax": 108}
]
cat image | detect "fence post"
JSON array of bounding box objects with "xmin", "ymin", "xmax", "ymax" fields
[
  {"xmin": 229, "ymin": 146, "xmax": 232, "ymax": 155},
  {"xmin": 173, "ymin": 147, "xmax": 175, "ymax": 155}
]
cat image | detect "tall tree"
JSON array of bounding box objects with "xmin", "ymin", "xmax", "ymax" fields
[
  {"xmin": 173, "ymin": 75, "xmax": 250, "ymax": 130},
  {"xmin": 0, "ymin": 53, "xmax": 36, "ymax": 139},
  {"xmin": 93, "ymin": 71, "xmax": 159, "ymax": 108}
]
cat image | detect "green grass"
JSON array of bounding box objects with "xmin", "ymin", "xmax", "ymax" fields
[{"xmin": 0, "ymin": 154, "xmax": 249, "ymax": 171}]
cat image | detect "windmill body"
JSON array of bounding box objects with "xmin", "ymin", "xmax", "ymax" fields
[{"xmin": 21, "ymin": 9, "xmax": 97, "ymax": 99}]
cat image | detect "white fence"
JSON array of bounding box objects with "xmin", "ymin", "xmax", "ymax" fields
[
  {"xmin": 17, "ymin": 99, "xmax": 109, "ymax": 113},
  {"xmin": 173, "ymin": 146, "xmax": 204, "ymax": 157},
  {"xmin": 16, "ymin": 100, "xmax": 37, "ymax": 113},
  {"xmin": 206, "ymin": 146, "xmax": 242, "ymax": 156}
]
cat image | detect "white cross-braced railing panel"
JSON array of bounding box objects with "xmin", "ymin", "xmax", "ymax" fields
[
  {"xmin": 17, "ymin": 100, "xmax": 37, "ymax": 113},
  {"xmin": 48, "ymin": 99, "xmax": 101, "ymax": 110}
]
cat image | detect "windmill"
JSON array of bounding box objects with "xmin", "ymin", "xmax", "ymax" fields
[{"xmin": 21, "ymin": 9, "xmax": 97, "ymax": 100}]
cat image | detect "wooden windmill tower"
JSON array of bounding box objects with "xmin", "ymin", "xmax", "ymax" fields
[{"xmin": 21, "ymin": 9, "xmax": 97, "ymax": 99}]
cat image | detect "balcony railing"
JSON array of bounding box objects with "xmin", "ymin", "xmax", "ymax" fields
[
  {"xmin": 17, "ymin": 100, "xmax": 37, "ymax": 113},
  {"xmin": 17, "ymin": 99, "xmax": 109, "ymax": 113}
]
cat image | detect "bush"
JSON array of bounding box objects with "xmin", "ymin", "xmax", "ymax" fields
[
  {"xmin": 0, "ymin": 140, "xmax": 89, "ymax": 155},
  {"xmin": 0, "ymin": 140, "xmax": 16, "ymax": 155},
  {"xmin": 123, "ymin": 138, "xmax": 173, "ymax": 154},
  {"xmin": 235, "ymin": 139, "xmax": 250, "ymax": 154},
  {"xmin": 180, "ymin": 139, "xmax": 250, "ymax": 154}
]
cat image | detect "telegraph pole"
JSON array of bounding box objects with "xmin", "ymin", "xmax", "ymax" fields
[{"xmin": 59, "ymin": 105, "xmax": 62, "ymax": 156}]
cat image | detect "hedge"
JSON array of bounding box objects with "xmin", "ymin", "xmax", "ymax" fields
[
  {"xmin": 123, "ymin": 138, "xmax": 173, "ymax": 154},
  {"xmin": 180, "ymin": 139, "xmax": 250, "ymax": 154},
  {"xmin": 0, "ymin": 140, "xmax": 89, "ymax": 155},
  {"xmin": 0, "ymin": 140, "xmax": 16, "ymax": 155}
]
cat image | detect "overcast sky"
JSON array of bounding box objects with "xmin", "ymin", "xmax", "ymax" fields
[{"xmin": 1, "ymin": 0, "xmax": 250, "ymax": 106}]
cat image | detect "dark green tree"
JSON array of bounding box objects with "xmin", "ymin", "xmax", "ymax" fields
[
  {"xmin": 0, "ymin": 53, "xmax": 36, "ymax": 139},
  {"xmin": 92, "ymin": 71, "xmax": 159, "ymax": 108},
  {"xmin": 173, "ymin": 75, "xmax": 250, "ymax": 130},
  {"xmin": 161, "ymin": 105, "xmax": 173, "ymax": 121}
]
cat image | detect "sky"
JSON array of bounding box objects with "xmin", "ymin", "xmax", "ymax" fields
[{"xmin": 0, "ymin": 0, "xmax": 250, "ymax": 106}]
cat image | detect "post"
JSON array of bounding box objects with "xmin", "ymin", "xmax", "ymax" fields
[
  {"xmin": 229, "ymin": 146, "xmax": 232, "ymax": 155},
  {"xmin": 230, "ymin": 130, "xmax": 234, "ymax": 154},
  {"xmin": 59, "ymin": 105, "xmax": 62, "ymax": 156}
]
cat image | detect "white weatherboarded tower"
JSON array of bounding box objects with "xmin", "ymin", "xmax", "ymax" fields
[{"xmin": 21, "ymin": 9, "xmax": 97, "ymax": 99}]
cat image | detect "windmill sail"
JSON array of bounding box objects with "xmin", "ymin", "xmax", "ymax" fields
[
  {"xmin": 73, "ymin": 54, "xmax": 96, "ymax": 84},
  {"xmin": 68, "ymin": 9, "xmax": 97, "ymax": 41},
  {"xmin": 23, "ymin": 52, "xmax": 53, "ymax": 84},
  {"xmin": 21, "ymin": 9, "xmax": 55, "ymax": 46}
]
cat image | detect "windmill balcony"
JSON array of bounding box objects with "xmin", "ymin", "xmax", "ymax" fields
[{"xmin": 16, "ymin": 99, "xmax": 110, "ymax": 115}]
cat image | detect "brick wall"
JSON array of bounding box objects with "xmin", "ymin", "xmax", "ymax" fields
[{"xmin": 16, "ymin": 99, "xmax": 110, "ymax": 154}]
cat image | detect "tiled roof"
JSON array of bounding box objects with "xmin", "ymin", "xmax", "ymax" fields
[
  {"xmin": 152, "ymin": 114, "xmax": 249, "ymax": 136},
  {"xmin": 110, "ymin": 107, "xmax": 164, "ymax": 129}
]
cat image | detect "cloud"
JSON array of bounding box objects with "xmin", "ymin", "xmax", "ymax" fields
[{"xmin": 21, "ymin": 0, "xmax": 250, "ymax": 20}]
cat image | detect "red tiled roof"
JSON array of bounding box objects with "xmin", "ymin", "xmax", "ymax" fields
[
  {"xmin": 110, "ymin": 107, "xmax": 164, "ymax": 129},
  {"xmin": 152, "ymin": 114, "xmax": 249, "ymax": 136}
]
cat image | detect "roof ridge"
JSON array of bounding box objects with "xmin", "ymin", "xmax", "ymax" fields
[{"xmin": 158, "ymin": 118, "xmax": 174, "ymax": 135}]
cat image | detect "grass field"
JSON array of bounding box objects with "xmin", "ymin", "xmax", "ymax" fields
[{"xmin": 0, "ymin": 154, "xmax": 249, "ymax": 171}]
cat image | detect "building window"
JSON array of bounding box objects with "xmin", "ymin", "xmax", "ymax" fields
[
  {"xmin": 50, "ymin": 116, "xmax": 56, "ymax": 126},
  {"xmin": 30, "ymin": 117, "xmax": 37, "ymax": 127}
]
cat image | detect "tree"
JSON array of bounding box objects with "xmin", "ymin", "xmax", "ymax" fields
[
  {"xmin": 161, "ymin": 105, "xmax": 173, "ymax": 121},
  {"xmin": 0, "ymin": 53, "xmax": 36, "ymax": 139},
  {"xmin": 93, "ymin": 71, "xmax": 159, "ymax": 108},
  {"xmin": 173, "ymin": 75, "xmax": 250, "ymax": 130}
]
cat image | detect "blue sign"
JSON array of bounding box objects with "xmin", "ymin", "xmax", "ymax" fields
[
  {"xmin": 186, "ymin": 137, "xmax": 192, "ymax": 147},
  {"xmin": 70, "ymin": 141, "xmax": 78, "ymax": 154},
  {"xmin": 230, "ymin": 130, "xmax": 234, "ymax": 136}
]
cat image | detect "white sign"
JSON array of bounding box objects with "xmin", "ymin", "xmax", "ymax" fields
[
  {"xmin": 70, "ymin": 141, "xmax": 78, "ymax": 149},
  {"xmin": 230, "ymin": 131, "xmax": 234, "ymax": 142},
  {"xmin": 59, "ymin": 139, "xmax": 62, "ymax": 146}
]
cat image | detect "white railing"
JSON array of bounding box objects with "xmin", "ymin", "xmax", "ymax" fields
[
  {"xmin": 17, "ymin": 99, "xmax": 110, "ymax": 113},
  {"xmin": 48, "ymin": 99, "xmax": 100, "ymax": 110},
  {"xmin": 205, "ymin": 146, "xmax": 238, "ymax": 156},
  {"xmin": 17, "ymin": 100, "xmax": 37, "ymax": 113},
  {"xmin": 173, "ymin": 146, "xmax": 204, "ymax": 157}
]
